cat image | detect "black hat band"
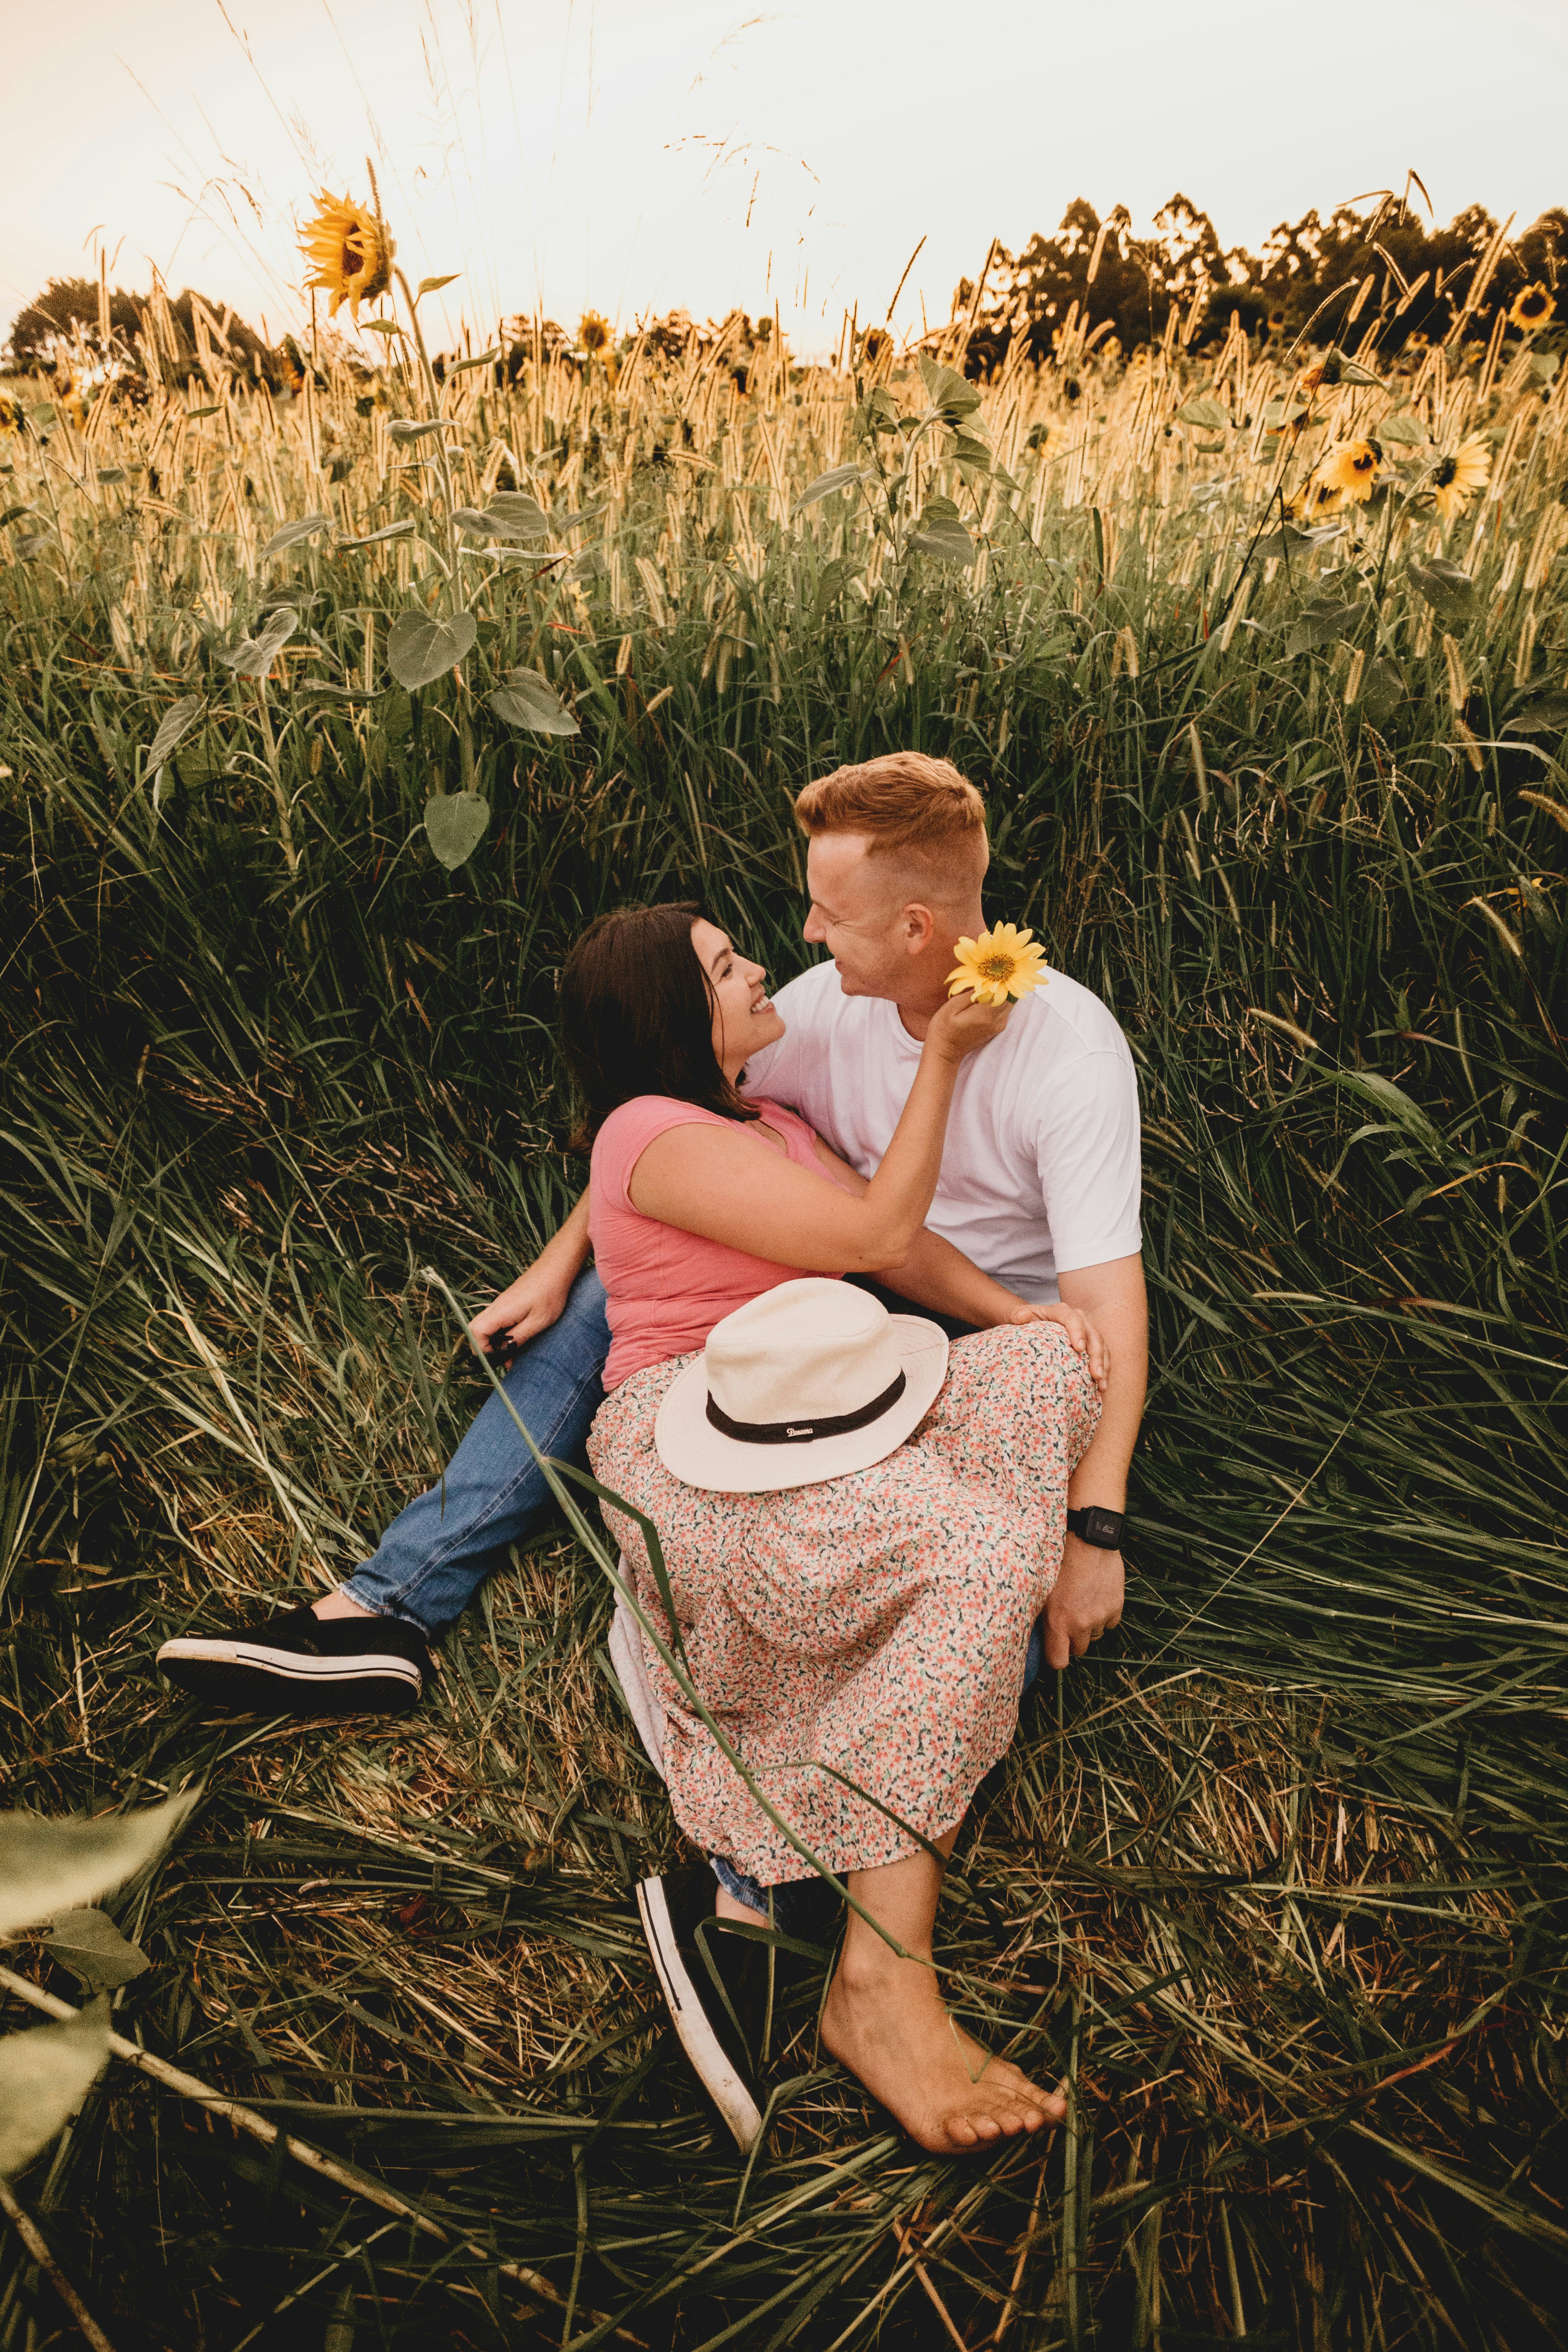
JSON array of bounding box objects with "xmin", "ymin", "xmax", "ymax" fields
[{"xmin": 704, "ymin": 1369, "xmax": 907, "ymax": 1447}]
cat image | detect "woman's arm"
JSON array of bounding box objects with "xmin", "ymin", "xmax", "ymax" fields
[
  {"xmin": 628, "ymin": 992, "xmax": 1011, "ymax": 1272},
  {"xmin": 809, "ymin": 1139, "xmax": 1109, "ymax": 1391},
  {"xmin": 468, "ymin": 1191, "xmax": 592, "ymax": 1353}
]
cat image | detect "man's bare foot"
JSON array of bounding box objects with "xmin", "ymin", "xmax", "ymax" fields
[{"xmin": 821, "ymin": 1951, "xmax": 1064, "ymax": 2152}]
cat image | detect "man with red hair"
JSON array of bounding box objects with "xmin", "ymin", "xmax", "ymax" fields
[{"xmin": 741, "ymin": 750, "xmax": 1144, "ymax": 1672}]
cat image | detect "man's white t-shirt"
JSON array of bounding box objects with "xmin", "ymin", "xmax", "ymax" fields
[{"xmin": 740, "ymin": 961, "xmax": 1142, "ymax": 1302}]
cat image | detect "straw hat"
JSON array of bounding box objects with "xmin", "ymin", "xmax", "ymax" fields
[{"xmin": 654, "ymin": 1277, "xmax": 949, "ymax": 1495}]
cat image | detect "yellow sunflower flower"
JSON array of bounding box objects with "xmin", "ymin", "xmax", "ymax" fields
[
  {"xmin": 947, "ymin": 923, "xmax": 1050, "ymax": 1008},
  {"xmin": 1314, "ymin": 438, "xmax": 1382, "ymax": 504},
  {"xmin": 1509, "ymin": 283, "xmax": 1553, "ymax": 333},
  {"xmin": 300, "ymin": 192, "xmax": 395, "ymax": 321},
  {"xmin": 579, "ymin": 311, "xmax": 612, "ymax": 356},
  {"xmin": 1430, "ymin": 435, "xmax": 1491, "ymax": 521}
]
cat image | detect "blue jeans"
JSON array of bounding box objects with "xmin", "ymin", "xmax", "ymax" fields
[{"xmin": 340, "ymin": 1265, "xmax": 612, "ymax": 1632}]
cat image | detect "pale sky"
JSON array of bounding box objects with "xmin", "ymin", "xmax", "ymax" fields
[{"xmin": 6, "ymin": 0, "xmax": 1568, "ymax": 357}]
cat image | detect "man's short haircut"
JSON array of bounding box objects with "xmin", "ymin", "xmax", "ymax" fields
[{"xmin": 793, "ymin": 752, "xmax": 988, "ymax": 875}]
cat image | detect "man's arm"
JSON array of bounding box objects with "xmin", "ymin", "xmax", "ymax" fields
[
  {"xmin": 469, "ymin": 1191, "xmax": 593, "ymax": 1353},
  {"xmin": 1045, "ymin": 1253, "xmax": 1148, "ymax": 1669}
]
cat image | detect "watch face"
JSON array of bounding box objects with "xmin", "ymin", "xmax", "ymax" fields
[{"xmin": 1081, "ymin": 1507, "xmax": 1123, "ymax": 1547}]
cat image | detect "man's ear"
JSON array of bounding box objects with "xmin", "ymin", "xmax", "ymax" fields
[{"xmin": 901, "ymin": 902, "xmax": 938, "ymax": 954}]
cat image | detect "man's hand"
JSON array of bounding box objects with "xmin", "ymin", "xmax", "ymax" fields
[
  {"xmin": 1043, "ymin": 1536, "xmax": 1124, "ymax": 1670},
  {"xmin": 1005, "ymin": 1299, "xmax": 1111, "ymax": 1394}
]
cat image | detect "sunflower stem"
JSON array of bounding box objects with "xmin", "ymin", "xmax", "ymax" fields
[{"xmin": 395, "ymin": 265, "xmax": 476, "ymax": 793}]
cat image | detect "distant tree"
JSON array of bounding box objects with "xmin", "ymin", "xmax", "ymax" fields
[
  {"xmin": 6, "ymin": 278, "xmax": 281, "ymax": 388},
  {"xmin": 962, "ymin": 196, "xmax": 1568, "ymax": 374}
]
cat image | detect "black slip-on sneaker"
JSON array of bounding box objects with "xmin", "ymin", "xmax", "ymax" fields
[
  {"xmin": 637, "ymin": 1866, "xmax": 772, "ymax": 2153},
  {"xmin": 156, "ymin": 1605, "xmax": 432, "ymax": 1716}
]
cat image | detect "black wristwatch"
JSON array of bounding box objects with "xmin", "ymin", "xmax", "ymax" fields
[{"xmin": 1066, "ymin": 1506, "xmax": 1126, "ymax": 1551}]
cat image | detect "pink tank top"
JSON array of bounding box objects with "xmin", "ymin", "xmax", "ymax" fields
[{"xmin": 589, "ymin": 1096, "xmax": 853, "ymax": 1388}]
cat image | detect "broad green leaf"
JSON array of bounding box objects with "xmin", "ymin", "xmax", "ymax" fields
[
  {"xmin": 1175, "ymin": 397, "xmax": 1230, "ymax": 430},
  {"xmin": 949, "ymin": 433, "xmax": 992, "ymax": 469},
  {"xmin": 259, "ymin": 512, "xmax": 333, "ymax": 560},
  {"xmin": 418, "ymin": 274, "xmax": 461, "ymax": 297},
  {"xmin": 1377, "ymin": 414, "xmax": 1429, "ymax": 446},
  {"xmin": 1530, "ymin": 350, "xmax": 1560, "ymax": 384},
  {"xmin": 423, "ymin": 790, "xmax": 490, "ymax": 871},
  {"xmin": 0, "ymin": 505, "xmax": 33, "ymax": 530},
  {"xmin": 96, "ymin": 468, "xmax": 126, "ymax": 484},
  {"xmin": 793, "ymin": 464, "xmax": 864, "ymax": 515},
  {"xmin": 909, "ymin": 505, "xmax": 975, "ymax": 563},
  {"xmin": 217, "ymin": 606, "xmax": 298, "ymax": 678},
  {"xmin": 917, "ymin": 356, "xmax": 983, "ymax": 421},
  {"xmin": 1505, "ymin": 690, "xmax": 1568, "ymax": 737},
  {"xmin": 386, "ymin": 608, "xmax": 477, "ymax": 690},
  {"xmin": 0, "ymin": 2000, "xmax": 111, "ymax": 2178},
  {"xmin": 298, "ymin": 681, "xmax": 385, "ymax": 704},
  {"xmin": 1336, "ymin": 359, "xmax": 1383, "ymax": 386},
  {"xmin": 184, "ymin": 405, "xmax": 220, "ymax": 420},
  {"xmin": 1285, "ymin": 599, "xmax": 1361, "ymax": 657},
  {"xmin": 1358, "ymin": 658, "xmax": 1406, "ymax": 725},
  {"xmin": 361, "ymin": 320, "xmax": 405, "ymax": 339},
  {"xmin": 490, "ymin": 669, "xmax": 580, "ymax": 736},
  {"xmin": 447, "ymin": 348, "xmax": 501, "ymax": 376},
  {"xmin": 387, "ymin": 419, "xmax": 451, "ymax": 444},
  {"xmin": 45, "ymin": 1909, "xmax": 150, "ymax": 1989},
  {"xmin": 339, "ymin": 519, "xmax": 415, "ymax": 549},
  {"xmin": 0, "ymin": 1794, "xmax": 198, "ymax": 1934},
  {"xmin": 1408, "ymin": 557, "xmax": 1476, "ymax": 613},
  {"xmin": 1262, "ymin": 397, "xmax": 1308, "ymax": 429},
  {"xmin": 480, "ymin": 492, "xmax": 551, "ymax": 540},
  {"xmin": 148, "ymin": 697, "xmax": 204, "ymax": 771}
]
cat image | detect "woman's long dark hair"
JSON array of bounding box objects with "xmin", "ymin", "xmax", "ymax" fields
[{"xmin": 559, "ymin": 901, "xmax": 762, "ymax": 1150}]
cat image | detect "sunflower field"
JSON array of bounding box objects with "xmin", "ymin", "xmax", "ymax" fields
[{"xmin": 0, "ymin": 218, "xmax": 1565, "ymax": 2352}]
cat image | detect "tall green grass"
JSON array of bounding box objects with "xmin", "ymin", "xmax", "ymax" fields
[{"xmin": 0, "ymin": 309, "xmax": 1564, "ymax": 2347}]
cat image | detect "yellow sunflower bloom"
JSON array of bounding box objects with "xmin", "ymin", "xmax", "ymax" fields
[
  {"xmin": 1314, "ymin": 439, "xmax": 1382, "ymax": 505},
  {"xmin": 300, "ymin": 192, "xmax": 395, "ymax": 321},
  {"xmin": 1509, "ymin": 283, "xmax": 1553, "ymax": 333},
  {"xmin": 947, "ymin": 923, "xmax": 1050, "ymax": 1008},
  {"xmin": 578, "ymin": 310, "xmax": 612, "ymax": 356},
  {"xmin": 1430, "ymin": 435, "xmax": 1491, "ymax": 521}
]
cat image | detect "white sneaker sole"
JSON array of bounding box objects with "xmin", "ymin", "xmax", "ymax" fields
[
  {"xmin": 636, "ymin": 1876, "xmax": 763, "ymax": 2154},
  {"xmin": 156, "ymin": 1639, "xmax": 423, "ymax": 1709}
]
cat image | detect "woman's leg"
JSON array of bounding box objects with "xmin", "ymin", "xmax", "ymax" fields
[{"xmin": 821, "ymin": 1822, "xmax": 1064, "ymax": 2151}]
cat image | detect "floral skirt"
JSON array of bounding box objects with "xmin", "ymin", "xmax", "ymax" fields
[{"xmin": 586, "ymin": 1323, "xmax": 1101, "ymax": 1883}]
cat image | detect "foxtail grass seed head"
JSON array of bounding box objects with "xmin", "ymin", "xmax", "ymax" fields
[
  {"xmin": 301, "ymin": 192, "xmax": 396, "ymax": 320},
  {"xmin": 947, "ymin": 924, "xmax": 1049, "ymax": 1007},
  {"xmin": 1442, "ymin": 632, "xmax": 1470, "ymax": 712}
]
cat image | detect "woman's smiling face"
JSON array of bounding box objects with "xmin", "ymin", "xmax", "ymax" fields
[{"xmin": 691, "ymin": 916, "xmax": 784, "ymax": 1077}]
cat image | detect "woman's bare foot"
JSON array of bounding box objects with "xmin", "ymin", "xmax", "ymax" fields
[{"xmin": 821, "ymin": 1948, "xmax": 1063, "ymax": 2152}]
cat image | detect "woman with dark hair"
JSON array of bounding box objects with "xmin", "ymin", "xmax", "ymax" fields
[{"xmin": 564, "ymin": 902, "xmax": 1107, "ymax": 2156}]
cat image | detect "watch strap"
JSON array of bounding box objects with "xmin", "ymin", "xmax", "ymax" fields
[{"xmin": 1066, "ymin": 1506, "xmax": 1125, "ymax": 1550}]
